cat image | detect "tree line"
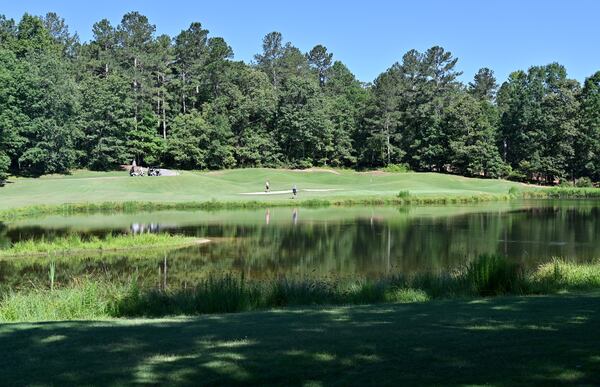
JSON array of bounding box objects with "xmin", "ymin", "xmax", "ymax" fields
[{"xmin": 0, "ymin": 12, "xmax": 599, "ymax": 184}]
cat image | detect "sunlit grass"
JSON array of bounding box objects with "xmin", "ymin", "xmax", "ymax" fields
[
  {"xmin": 0, "ymin": 195, "xmax": 515, "ymax": 220},
  {"xmin": 0, "ymin": 233, "xmax": 202, "ymax": 257}
]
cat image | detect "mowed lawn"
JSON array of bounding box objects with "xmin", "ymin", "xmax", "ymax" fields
[
  {"xmin": 0, "ymin": 293, "xmax": 598, "ymax": 386},
  {"xmin": 0, "ymin": 169, "xmax": 525, "ymax": 210}
]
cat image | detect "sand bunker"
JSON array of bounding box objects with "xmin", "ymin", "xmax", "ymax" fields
[{"xmin": 239, "ymin": 188, "xmax": 340, "ymax": 195}]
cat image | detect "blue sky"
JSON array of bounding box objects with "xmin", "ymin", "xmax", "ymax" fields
[{"xmin": 3, "ymin": 0, "xmax": 599, "ymax": 83}]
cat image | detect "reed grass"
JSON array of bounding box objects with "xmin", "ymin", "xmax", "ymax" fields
[
  {"xmin": 522, "ymin": 187, "xmax": 600, "ymax": 199},
  {"xmin": 0, "ymin": 280, "xmax": 118, "ymax": 321},
  {"xmin": 2, "ymin": 255, "xmax": 599, "ymax": 322}
]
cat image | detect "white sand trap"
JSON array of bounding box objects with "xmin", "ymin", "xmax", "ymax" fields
[
  {"xmin": 239, "ymin": 190, "xmax": 294, "ymax": 195},
  {"xmin": 239, "ymin": 188, "xmax": 341, "ymax": 195}
]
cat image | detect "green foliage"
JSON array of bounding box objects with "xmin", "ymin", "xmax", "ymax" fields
[
  {"xmin": 383, "ymin": 163, "xmax": 410, "ymax": 173},
  {"xmin": 0, "ymin": 11, "xmax": 599, "ymax": 185},
  {"xmin": 465, "ymin": 254, "xmax": 525, "ymax": 295},
  {"xmin": 0, "ymin": 280, "xmax": 118, "ymax": 321},
  {"xmin": 508, "ymin": 186, "xmax": 521, "ymax": 197},
  {"xmin": 575, "ymin": 177, "xmax": 593, "ymax": 188},
  {"xmin": 397, "ymin": 190, "xmax": 411, "ymax": 198},
  {"xmin": 0, "ymin": 233, "xmax": 200, "ymax": 257},
  {"xmin": 498, "ymin": 64, "xmax": 580, "ymax": 184}
]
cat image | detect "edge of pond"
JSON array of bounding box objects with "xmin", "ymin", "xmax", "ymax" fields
[{"xmin": 2, "ymin": 187, "xmax": 599, "ymax": 221}]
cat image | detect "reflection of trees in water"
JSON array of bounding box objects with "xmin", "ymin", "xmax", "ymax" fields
[
  {"xmin": 3, "ymin": 204, "xmax": 600, "ymax": 292},
  {"xmin": 501, "ymin": 206, "xmax": 600, "ymax": 262},
  {"xmin": 0, "ymin": 222, "xmax": 8, "ymax": 249}
]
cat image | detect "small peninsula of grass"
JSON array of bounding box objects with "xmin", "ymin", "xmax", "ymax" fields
[{"xmin": 0, "ymin": 233, "xmax": 206, "ymax": 257}]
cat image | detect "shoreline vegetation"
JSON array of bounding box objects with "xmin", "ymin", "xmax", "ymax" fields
[
  {"xmin": 1, "ymin": 186, "xmax": 600, "ymax": 220},
  {"xmin": 1, "ymin": 255, "xmax": 599, "ymax": 322},
  {"xmin": 0, "ymin": 234, "xmax": 206, "ymax": 257}
]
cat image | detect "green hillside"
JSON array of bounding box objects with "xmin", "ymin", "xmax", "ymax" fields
[{"xmin": 0, "ymin": 169, "xmax": 528, "ymax": 210}]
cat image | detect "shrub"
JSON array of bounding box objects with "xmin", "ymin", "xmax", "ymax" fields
[
  {"xmin": 558, "ymin": 179, "xmax": 572, "ymax": 187},
  {"xmin": 575, "ymin": 177, "xmax": 593, "ymax": 188},
  {"xmin": 383, "ymin": 163, "xmax": 411, "ymax": 173},
  {"xmin": 508, "ymin": 186, "xmax": 521, "ymax": 197},
  {"xmin": 506, "ymin": 169, "xmax": 527, "ymax": 182},
  {"xmin": 397, "ymin": 190, "xmax": 411, "ymax": 199}
]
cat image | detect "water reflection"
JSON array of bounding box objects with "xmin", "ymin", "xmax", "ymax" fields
[
  {"xmin": 130, "ymin": 223, "xmax": 161, "ymax": 234},
  {"xmin": 1, "ymin": 201, "xmax": 600, "ymax": 292}
]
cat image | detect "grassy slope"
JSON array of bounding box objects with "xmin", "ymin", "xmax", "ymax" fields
[
  {"xmin": 1, "ymin": 293, "xmax": 598, "ymax": 386},
  {"xmin": 0, "ymin": 169, "xmax": 525, "ymax": 210}
]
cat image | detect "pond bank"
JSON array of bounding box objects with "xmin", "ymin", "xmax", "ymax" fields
[
  {"xmin": 2, "ymin": 187, "xmax": 599, "ymax": 221},
  {"xmin": 1, "ymin": 256, "xmax": 599, "ymax": 322}
]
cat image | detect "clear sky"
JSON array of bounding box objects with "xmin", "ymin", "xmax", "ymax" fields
[{"xmin": 2, "ymin": 0, "xmax": 599, "ymax": 84}]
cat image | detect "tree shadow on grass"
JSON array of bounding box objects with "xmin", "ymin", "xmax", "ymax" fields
[{"xmin": 0, "ymin": 293, "xmax": 599, "ymax": 386}]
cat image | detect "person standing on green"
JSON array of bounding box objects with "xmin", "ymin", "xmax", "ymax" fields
[{"xmin": 292, "ymin": 184, "xmax": 297, "ymax": 198}]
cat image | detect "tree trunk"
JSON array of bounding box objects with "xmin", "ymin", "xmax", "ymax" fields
[
  {"xmin": 182, "ymin": 72, "xmax": 187, "ymax": 114},
  {"xmin": 162, "ymin": 98, "xmax": 167, "ymax": 140}
]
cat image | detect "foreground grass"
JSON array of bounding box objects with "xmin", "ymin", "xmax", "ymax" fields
[
  {"xmin": 0, "ymin": 293, "xmax": 598, "ymax": 385},
  {"xmin": 0, "ymin": 233, "xmax": 204, "ymax": 257},
  {"xmin": 1, "ymin": 257, "xmax": 598, "ymax": 322}
]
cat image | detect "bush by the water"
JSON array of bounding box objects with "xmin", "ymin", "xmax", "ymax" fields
[
  {"xmin": 1, "ymin": 256, "xmax": 599, "ymax": 321},
  {"xmin": 465, "ymin": 254, "xmax": 525, "ymax": 295},
  {"xmin": 575, "ymin": 177, "xmax": 594, "ymax": 188},
  {"xmin": 397, "ymin": 190, "xmax": 411, "ymax": 199}
]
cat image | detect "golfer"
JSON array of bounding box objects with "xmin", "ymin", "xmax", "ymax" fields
[
  {"xmin": 265, "ymin": 180, "xmax": 270, "ymax": 192},
  {"xmin": 292, "ymin": 184, "xmax": 297, "ymax": 198}
]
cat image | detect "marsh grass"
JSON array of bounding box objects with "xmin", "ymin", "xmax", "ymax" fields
[
  {"xmin": 0, "ymin": 280, "xmax": 118, "ymax": 321},
  {"xmin": 0, "ymin": 233, "xmax": 201, "ymax": 257},
  {"xmin": 523, "ymin": 187, "xmax": 600, "ymax": 199},
  {"xmin": 2, "ymin": 256, "xmax": 599, "ymax": 321},
  {"xmin": 397, "ymin": 190, "xmax": 411, "ymax": 199}
]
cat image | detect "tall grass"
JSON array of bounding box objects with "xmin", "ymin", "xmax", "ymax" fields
[
  {"xmin": 0, "ymin": 281, "xmax": 118, "ymax": 321},
  {"xmin": 523, "ymin": 187, "xmax": 600, "ymax": 199},
  {"xmin": 0, "ymin": 233, "xmax": 201, "ymax": 257},
  {"xmin": 465, "ymin": 254, "xmax": 525, "ymax": 295},
  {"xmin": 2, "ymin": 256, "xmax": 599, "ymax": 322}
]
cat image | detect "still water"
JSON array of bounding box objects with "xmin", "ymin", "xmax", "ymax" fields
[{"xmin": 1, "ymin": 200, "xmax": 599, "ymax": 290}]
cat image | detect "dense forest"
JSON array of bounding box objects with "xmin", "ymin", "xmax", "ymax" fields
[{"xmin": 1, "ymin": 12, "xmax": 599, "ymax": 185}]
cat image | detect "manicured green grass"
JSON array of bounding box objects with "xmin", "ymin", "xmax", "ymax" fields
[
  {"xmin": 0, "ymin": 168, "xmax": 526, "ymax": 211},
  {"xmin": 1, "ymin": 293, "xmax": 598, "ymax": 385},
  {"xmin": 0, "ymin": 233, "xmax": 204, "ymax": 257}
]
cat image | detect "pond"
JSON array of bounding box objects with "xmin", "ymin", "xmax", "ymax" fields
[{"xmin": 1, "ymin": 200, "xmax": 599, "ymax": 291}]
